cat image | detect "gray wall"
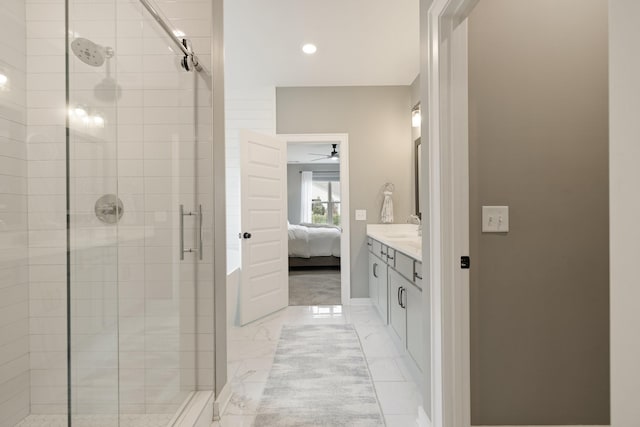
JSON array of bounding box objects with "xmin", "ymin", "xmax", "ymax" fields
[
  {"xmin": 277, "ymin": 86, "xmax": 413, "ymax": 297},
  {"xmin": 468, "ymin": 1, "xmax": 609, "ymax": 424},
  {"xmin": 287, "ymin": 163, "xmax": 340, "ymax": 224}
]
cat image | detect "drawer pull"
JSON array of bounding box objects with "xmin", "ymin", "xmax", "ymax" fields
[
  {"xmin": 387, "ymin": 254, "xmax": 394, "ymax": 261},
  {"xmin": 414, "ymin": 272, "xmax": 423, "ymax": 280}
]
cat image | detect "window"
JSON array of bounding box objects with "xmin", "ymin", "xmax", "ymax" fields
[{"xmin": 311, "ymin": 179, "xmax": 341, "ymax": 226}]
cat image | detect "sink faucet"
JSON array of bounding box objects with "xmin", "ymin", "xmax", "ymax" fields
[{"xmin": 407, "ymin": 214, "xmax": 422, "ymax": 236}]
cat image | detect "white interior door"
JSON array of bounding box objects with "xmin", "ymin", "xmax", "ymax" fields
[{"xmin": 239, "ymin": 130, "xmax": 288, "ymax": 325}]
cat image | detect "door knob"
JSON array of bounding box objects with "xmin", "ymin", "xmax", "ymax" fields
[{"xmin": 243, "ymin": 232, "xmax": 252, "ymax": 239}]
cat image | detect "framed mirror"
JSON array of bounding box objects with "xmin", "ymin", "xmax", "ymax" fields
[{"xmin": 415, "ymin": 137, "xmax": 422, "ymax": 219}]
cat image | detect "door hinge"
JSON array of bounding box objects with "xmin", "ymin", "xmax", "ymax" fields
[{"xmin": 461, "ymin": 256, "xmax": 470, "ymax": 269}]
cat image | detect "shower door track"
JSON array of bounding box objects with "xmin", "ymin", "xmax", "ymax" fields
[{"xmin": 138, "ymin": 0, "xmax": 203, "ymax": 72}]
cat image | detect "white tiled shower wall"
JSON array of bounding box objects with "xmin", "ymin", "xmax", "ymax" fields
[
  {"xmin": 3, "ymin": 0, "xmax": 215, "ymax": 421},
  {"xmin": 26, "ymin": 0, "xmax": 67, "ymax": 416},
  {"xmin": 0, "ymin": 0, "xmax": 30, "ymax": 425}
]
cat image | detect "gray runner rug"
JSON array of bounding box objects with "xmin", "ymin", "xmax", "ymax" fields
[{"xmin": 254, "ymin": 324, "xmax": 385, "ymax": 426}]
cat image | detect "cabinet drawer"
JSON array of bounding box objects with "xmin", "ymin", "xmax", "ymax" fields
[
  {"xmin": 372, "ymin": 240, "xmax": 384, "ymax": 260},
  {"xmin": 395, "ymin": 251, "xmax": 414, "ymax": 282},
  {"xmin": 367, "ymin": 237, "xmax": 374, "ymax": 253}
]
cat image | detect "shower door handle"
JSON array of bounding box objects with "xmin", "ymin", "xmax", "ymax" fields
[
  {"xmin": 198, "ymin": 204, "xmax": 203, "ymax": 261},
  {"xmin": 180, "ymin": 204, "xmax": 185, "ymax": 260},
  {"xmin": 180, "ymin": 204, "xmax": 203, "ymax": 260}
]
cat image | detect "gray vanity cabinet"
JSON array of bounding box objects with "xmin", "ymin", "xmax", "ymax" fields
[{"xmin": 368, "ymin": 244, "xmax": 425, "ymax": 372}]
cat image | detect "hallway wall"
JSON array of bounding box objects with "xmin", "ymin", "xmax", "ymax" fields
[{"xmin": 468, "ymin": 0, "xmax": 609, "ymax": 424}]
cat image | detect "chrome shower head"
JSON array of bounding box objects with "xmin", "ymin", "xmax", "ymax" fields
[{"xmin": 71, "ymin": 38, "xmax": 113, "ymax": 67}]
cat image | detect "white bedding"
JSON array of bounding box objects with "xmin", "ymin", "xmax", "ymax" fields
[{"xmin": 288, "ymin": 223, "xmax": 341, "ymax": 258}]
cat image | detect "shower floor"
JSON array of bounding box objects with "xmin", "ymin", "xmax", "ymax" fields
[{"xmin": 16, "ymin": 414, "xmax": 174, "ymax": 427}]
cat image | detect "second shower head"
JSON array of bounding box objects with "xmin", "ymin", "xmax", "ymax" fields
[{"xmin": 71, "ymin": 38, "xmax": 114, "ymax": 67}]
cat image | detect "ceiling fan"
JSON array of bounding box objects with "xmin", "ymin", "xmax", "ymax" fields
[{"xmin": 309, "ymin": 144, "xmax": 340, "ymax": 162}]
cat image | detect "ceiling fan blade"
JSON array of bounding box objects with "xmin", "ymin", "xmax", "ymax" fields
[
  {"xmin": 308, "ymin": 153, "xmax": 327, "ymax": 156},
  {"xmin": 310, "ymin": 157, "xmax": 327, "ymax": 162}
]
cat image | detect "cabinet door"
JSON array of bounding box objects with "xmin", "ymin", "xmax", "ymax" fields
[
  {"xmin": 368, "ymin": 253, "xmax": 379, "ymax": 307},
  {"xmin": 378, "ymin": 263, "xmax": 388, "ymax": 323},
  {"xmin": 388, "ymin": 269, "xmax": 407, "ymax": 345},
  {"xmin": 406, "ymin": 282, "xmax": 423, "ymax": 371}
]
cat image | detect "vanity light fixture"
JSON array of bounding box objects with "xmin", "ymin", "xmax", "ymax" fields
[
  {"xmin": 411, "ymin": 104, "xmax": 421, "ymax": 128},
  {"xmin": 302, "ymin": 43, "xmax": 317, "ymax": 55}
]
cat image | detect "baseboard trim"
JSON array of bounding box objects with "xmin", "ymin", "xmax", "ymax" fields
[
  {"xmin": 349, "ymin": 297, "xmax": 372, "ymax": 306},
  {"xmin": 213, "ymin": 382, "xmax": 232, "ymax": 421},
  {"xmin": 474, "ymin": 425, "xmax": 610, "ymax": 427}
]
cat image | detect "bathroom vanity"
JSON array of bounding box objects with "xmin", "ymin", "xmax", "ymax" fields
[{"xmin": 367, "ymin": 224, "xmax": 425, "ymax": 372}]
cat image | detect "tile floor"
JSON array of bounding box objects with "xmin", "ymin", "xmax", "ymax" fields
[{"xmin": 213, "ymin": 304, "xmax": 422, "ymax": 427}]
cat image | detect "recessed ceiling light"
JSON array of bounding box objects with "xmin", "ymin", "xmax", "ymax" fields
[
  {"xmin": 0, "ymin": 73, "xmax": 7, "ymax": 87},
  {"xmin": 302, "ymin": 43, "xmax": 317, "ymax": 55}
]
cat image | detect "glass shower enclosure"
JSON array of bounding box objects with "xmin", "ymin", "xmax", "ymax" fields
[{"xmin": 0, "ymin": 0, "xmax": 215, "ymax": 425}]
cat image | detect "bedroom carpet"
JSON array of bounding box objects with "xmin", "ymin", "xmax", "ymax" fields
[
  {"xmin": 289, "ymin": 270, "xmax": 341, "ymax": 306},
  {"xmin": 254, "ymin": 324, "xmax": 385, "ymax": 426}
]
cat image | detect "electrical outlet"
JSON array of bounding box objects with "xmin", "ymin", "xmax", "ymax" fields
[{"xmin": 355, "ymin": 209, "xmax": 367, "ymax": 221}]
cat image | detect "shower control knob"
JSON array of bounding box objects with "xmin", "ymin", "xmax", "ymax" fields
[{"xmin": 242, "ymin": 232, "xmax": 252, "ymax": 239}]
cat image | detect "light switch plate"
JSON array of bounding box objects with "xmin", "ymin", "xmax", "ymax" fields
[
  {"xmin": 355, "ymin": 209, "xmax": 367, "ymax": 221},
  {"xmin": 482, "ymin": 206, "xmax": 509, "ymax": 233}
]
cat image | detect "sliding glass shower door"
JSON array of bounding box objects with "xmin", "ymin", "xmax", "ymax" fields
[{"xmin": 66, "ymin": 0, "xmax": 213, "ymax": 424}]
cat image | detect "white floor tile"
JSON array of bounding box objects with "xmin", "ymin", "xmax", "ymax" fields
[
  {"xmin": 367, "ymin": 357, "xmax": 407, "ymax": 382},
  {"xmin": 212, "ymin": 414, "xmax": 256, "ymax": 427},
  {"xmin": 225, "ymin": 381, "xmax": 267, "ymax": 416},
  {"xmin": 374, "ymin": 380, "xmax": 422, "ymax": 415},
  {"xmin": 384, "ymin": 413, "xmax": 419, "ymax": 427}
]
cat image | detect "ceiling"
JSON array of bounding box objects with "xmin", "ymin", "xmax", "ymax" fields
[
  {"xmin": 224, "ymin": 0, "xmax": 420, "ymax": 90},
  {"xmin": 287, "ymin": 143, "xmax": 341, "ymax": 164}
]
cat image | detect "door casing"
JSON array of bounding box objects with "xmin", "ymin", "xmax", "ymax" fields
[{"xmin": 278, "ymin": 133, "xmax": 351, "ymax": 304}]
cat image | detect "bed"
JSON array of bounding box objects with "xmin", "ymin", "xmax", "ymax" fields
[{"xmin": 288, "ymin": 223, "xmax": 341, "ymax": 269}]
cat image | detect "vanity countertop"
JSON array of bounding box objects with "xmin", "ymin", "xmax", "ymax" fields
[{"xmin": 366, "ymin": 224, "xmax": 422, "ymax": 260}]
